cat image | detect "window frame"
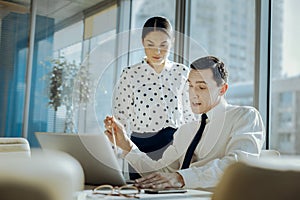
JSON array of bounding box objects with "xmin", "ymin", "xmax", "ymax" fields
[{"xmin": 254, "ymin": 0, "xmax": 271, "ymax": 149}]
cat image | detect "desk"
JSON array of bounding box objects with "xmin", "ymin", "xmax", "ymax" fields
[{"xmin": 75, "ymin": 189, "xmax": 212, "ymax": 200}]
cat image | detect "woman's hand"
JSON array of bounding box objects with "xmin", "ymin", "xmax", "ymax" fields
[
  {"xmin": 103, "ymin": 116, "xmax": 134, "ymax": 152},
  {"xmin": 134, "ymin": 172, "xmax": 185, "ymax": 189}
]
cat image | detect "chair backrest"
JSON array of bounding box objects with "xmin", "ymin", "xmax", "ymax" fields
[
  {"xmin": 212, "ymin": 156, "xmax": 300, "ymax": 200},
  {"xmin": 0, "ymin": 149, "xmax": 84, "ymax": 200},
  {"xmin": 260, "ymin": 149, "xmax": 280, "ymax": 157},
  {"xmin": 0, "ymin": 137, "xmax": 30, "ymax": 157}
]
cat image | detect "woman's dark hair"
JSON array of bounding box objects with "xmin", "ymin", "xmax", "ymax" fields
[
  {"xmin": 142, "ymin": 16, "xmax": 172, "ymax": 40},
  {"xmin": 190, "ymin": 56, "xmax": 229, "ymax": 86}
]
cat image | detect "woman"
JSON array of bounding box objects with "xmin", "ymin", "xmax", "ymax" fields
[{"xmin": 110, "ymin": 16, "xmax": 194, "ymax": 178}]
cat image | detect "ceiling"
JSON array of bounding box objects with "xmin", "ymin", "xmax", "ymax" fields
[{"xmin": 0, "ymin": 0, "xmax": 106, "ymax": 24}]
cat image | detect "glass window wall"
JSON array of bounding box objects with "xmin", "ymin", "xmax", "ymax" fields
[
  {"xmin": 270, "ymin": 0, "xmax": 300, "ymax": 155},
  {"xmin": 189, "ymin": 0, "xmax": 256, "ymax": 106},
  {"xmin": 1, "ymin": 0, "xmax": 298, "ymax": 154}
]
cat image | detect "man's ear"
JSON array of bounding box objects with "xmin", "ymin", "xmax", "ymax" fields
[{"xmin": 220, "ymin": 83, "xmax": 228, "ymax": 96}]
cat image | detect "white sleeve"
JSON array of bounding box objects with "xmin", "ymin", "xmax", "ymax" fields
[
  {"xmin": 125, "ymin": 145, "xmax": 180, "ymax": 175},
  {"xmin": 124, "ymin": 126, "xmax": 188, "ymax": 175}
]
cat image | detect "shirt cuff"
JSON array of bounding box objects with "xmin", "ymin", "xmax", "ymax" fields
[
  {"xmin": 177, "ymin": 168, "xmax": 199, "ymax": 189},
  {"xmin": 122, "ymin": 143, "xmax": 139, "ymax": 160}
]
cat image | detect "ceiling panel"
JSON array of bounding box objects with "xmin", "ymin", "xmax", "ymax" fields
[
  {"xmin": 0, "ymin": 0, "xmax": 106, "ymax": 24},
  {"xmin": 36, "ymin": 0, "xmax": 106, "ymax": 24}
]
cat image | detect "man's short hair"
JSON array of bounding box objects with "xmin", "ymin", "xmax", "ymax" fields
[{"xmin": 190, "ymin": 56, "xmax": 229, "ymax": 86}]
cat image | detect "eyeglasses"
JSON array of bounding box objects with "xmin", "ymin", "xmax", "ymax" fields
[{"xmin": 93, "ymin": 184, "xmax": 140, "ymax": 199}]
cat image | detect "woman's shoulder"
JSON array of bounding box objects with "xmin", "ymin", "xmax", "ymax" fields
[
  {"xmin": 167, "ymin": 61, "xmax": 190, "ymax": 78},
  {"xmin": 170, "ymin": 61, "xmax": 188, "ymax": 68},
  {"xmin": 121, "ymin": 61, "xmax": 145, "ymax": 74},
  {"xmin": 170, "ymin": 61, "xmax": 189, "ymax": 72}
]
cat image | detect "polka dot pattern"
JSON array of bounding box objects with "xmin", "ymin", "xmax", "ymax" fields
[{"xmin": 113, "ymin": 59, "xmax": 195, "ymax": 133}]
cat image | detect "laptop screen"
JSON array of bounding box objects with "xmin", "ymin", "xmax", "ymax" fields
[{"xmin": 35, "ymin": 132, "xmax": 126, "ymax": 186}]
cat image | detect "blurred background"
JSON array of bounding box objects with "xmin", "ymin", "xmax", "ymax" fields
[{"xmin": 0, "ymin": 0, "xmax": 299, "ymax": 156}]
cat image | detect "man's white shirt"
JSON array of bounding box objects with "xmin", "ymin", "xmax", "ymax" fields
[{"xmin": 125, "ymin": 98, "xmax": 266, "ymax": 189}]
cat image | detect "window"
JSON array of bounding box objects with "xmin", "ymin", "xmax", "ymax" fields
[
  {"xmin": 47, "ymin": 22, "xmax": 84, "ymax": 134},
  {"xmin": 189, "ymin": 0, "xmax": 256, "ymax": 106},
  {"xmin": 270, "ymin": 0, "xmax": 300, "ymax": 155},
  {"xmin": 0, "ymin": 7, "xmax": 53, "ymax": 145},
  {"xmin": 129, "ymin": 0, "xmax": 176, "ymax": 65},
  {"xmin": 1, "ymin": 0, "xmax": 297, "ymax": 154},
  {"xmin": 42, "ymin": 1, "xmax": 117, "ymax": 141},
  {"xmin": 86, "ymin": 5, "xmax": 118, "ymax": 133},
  {"xmin": 0, "ymin": 0, "xmax": 117, "ymax": 146},
  {"xmin": 279, "ymin": 92, "xmax": 293, "ymax": 107}
]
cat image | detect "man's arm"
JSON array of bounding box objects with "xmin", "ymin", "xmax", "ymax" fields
[
  {"xmin": 104, "ymin": 118, "xmax": 190, "ymax": 174},
  {"xmin": 124, "ymin": 122, "xmax": 200, "ymax": 176}
]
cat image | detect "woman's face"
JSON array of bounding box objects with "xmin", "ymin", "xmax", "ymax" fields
[{"xmin": 142, "ymin": 31, "xmax": 172, "ymax": 66}]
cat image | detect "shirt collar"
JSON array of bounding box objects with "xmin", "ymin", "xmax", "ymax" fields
[
  {"xmin": 205, "ymin": 98, "xmax": 227, "ymax": 122},
  {"xmin": 142, "ymin": 57, "xmax": 173, "ymax": 71}
]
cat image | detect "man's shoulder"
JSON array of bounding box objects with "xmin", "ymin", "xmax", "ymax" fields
[
  {"xmin": 228, "ymin": 104, "xmax": 258, "ymax": 111},
  {"xmin": 227, "ymin": 104, "xmax": 261, "ymax": 118}
]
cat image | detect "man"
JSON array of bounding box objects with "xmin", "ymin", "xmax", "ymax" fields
[{"xmin": 104, "ymin": 56, "xmax": 265, "ymax": 190}]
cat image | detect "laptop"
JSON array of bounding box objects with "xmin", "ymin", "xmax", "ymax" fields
[{"xmin": 35, "ymin": 132, "xmax": 127, "ymax": 186}]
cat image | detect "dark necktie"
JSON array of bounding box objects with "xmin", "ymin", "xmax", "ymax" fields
[{"xmin": 181, "ymin": 113, "xmax": 208, "ymax": 169}]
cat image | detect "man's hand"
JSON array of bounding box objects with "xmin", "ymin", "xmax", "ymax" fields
[{"xmin": 134, "ymin": 172, "xmax": 185, "ymax": 189}]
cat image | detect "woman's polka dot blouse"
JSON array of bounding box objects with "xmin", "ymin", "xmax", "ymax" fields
[{"xmin": 112, "ymin": 59, "xmax": 195, "ymax": 133}]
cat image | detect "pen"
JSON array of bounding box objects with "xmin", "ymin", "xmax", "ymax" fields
[{"xmin": 111, "ymin": 118, "xmax": 118, "ymax": 155}]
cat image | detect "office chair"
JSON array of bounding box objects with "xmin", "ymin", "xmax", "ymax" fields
[
  {"xmin": 0, "ymin": 137, "xmax": 30, "ymax": 157},
  {"xmin": 212, "ymin": 156, "xmax": 300, "ymax": 200},
  {"xmin": 0, "ymin": 149, "xmax": 84, "ymax": 200},
  {"xmin": 260, "ymin": 149, "xmax": 280, "ymax": 157}
]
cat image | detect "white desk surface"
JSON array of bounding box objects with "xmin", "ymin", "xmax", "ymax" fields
[{"xmin": 75, "ymin": 189, "xmax": 212, "ymax": 200}]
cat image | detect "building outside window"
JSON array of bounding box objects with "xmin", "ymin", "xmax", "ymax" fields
[
  {"xmin": 270, "ymin": 0, "xmax": 300, "ymax": 155},
  {"xmin": 189, "ymin": 0, "xmax": 256, "ymax": 106}
]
